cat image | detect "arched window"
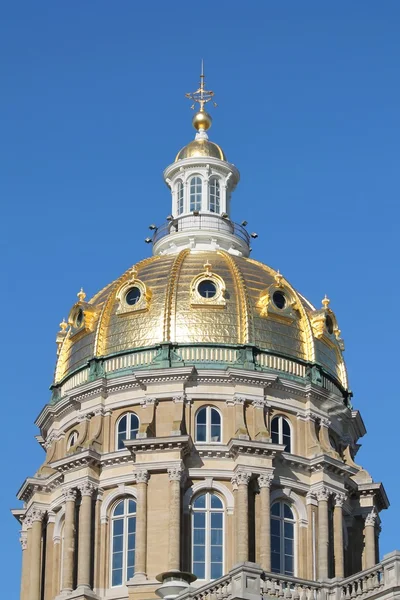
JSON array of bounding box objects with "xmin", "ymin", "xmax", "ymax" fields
[
  {"xmin": 111, "ymin": 498, "xmax": 137, "ymax": 586},
  {"xmin": 67, "ymin": 430, "xmax": 78, "ymax": 450},
  {"xmin": 195, "ymin": 406, "xmax": 221, "ymax": 443},
  {"xmin": 271, "ymin": 501, "xmax": 295, "ymax": 576},
  {"xmin": 208, "ymin": 178, "xmax": 220, "ymax": 213},
  {"xmin": 189, "ymin": 176, "xmax": 202, "ymax": 211},
  {"xmin": 192, "ymin": 492, "xmax": 224, "ymax": 580},
  {"xmin": 177, "ymin": 180, "xmax": 184, "ymax": 215},
  {"xmin": 271, "ymin": 416, "xmax": 291, "ymax": 453},
  {"xmin": 116, "ymin": 413, "xmax": 139, "ymax": 450}
]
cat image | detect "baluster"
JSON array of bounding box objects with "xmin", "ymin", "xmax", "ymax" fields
[
  {"xmin": 299, "ymin": 585, "xmax": 307, "ymax": 600},
  {"xmin": 277, "ymin": 580, "xmax": 284, "ymax": 598},
  {"xmin": 340, "ymin": 585, "xmax": 346, "ymax": 600},
  {"xmin": 284, "ymin": 582, "xmax": 291, "ymax": 600},
  {"xmin": 269, "ymin": 578, "xmax": 277, "ymax": 597},
  {"xmin": 293, "ymin": 584, "xmax": 300, "ymax": 600},
  {"xmin": 345, "ymin": 584, "xmax": 351, "ymax": 600}
]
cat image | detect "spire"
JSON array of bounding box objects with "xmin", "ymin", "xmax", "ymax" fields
[{"xmin": 185, "ymin": 61, "xmax": 217, "ymax": 137}]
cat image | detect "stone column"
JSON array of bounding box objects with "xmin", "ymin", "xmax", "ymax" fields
[
  {"xmin": 333, "ymin": 493, "xmax": 346, "ymax": 578},
  {"xmin": 235, "ymin": 470, "xmax": 251, "ymax": 562},
  {"xmin": 20, "ymin": 534, "xmax": 28, "ymax": 600},
  {"xmin": 258, "ymin": 473, "xmax": 273, "ymax": 571},
  {"xmin": 44, "ymin": 512, "xmax": 55, "ymax": 600},
  {"xmin": 168, "ymin": 466, "xmax": 183, "ymax": 570},
  {"xmin": 77, "ymin": 482, "xmax": 95, "ymax": 588},
  {"xmin": 364, "ymin": 510, "xmax": 377, "ymax": 569},
  {"xmin": 52, "ymin": 535, "xmax": 61, "ymax": 599},
  {"xmin": 62, "ymin": 488, "xmax": 77, "ymax": 592},
  {"xmin": 134, "ymin": 469, "xmax": 149, "ymax": 579},
  {"xmin": 28, "ymin": 508, "xmax": 44, "ymax": 600},
  {"xmin": 93, "ymin": 489, "xmax": 103, "ymax": 590},
  {"xmin": 317, "ymin": 488, "xmax": 330, "ymax": 580}
]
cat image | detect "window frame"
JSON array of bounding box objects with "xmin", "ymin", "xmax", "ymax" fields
[
  {"xmin": 208, "ymin": 177, "xmax": 221, "ymax": 214},
  {"xmin": 110, "ymin": 497, "xmax": 137, "ymax": 587},
  {"xmin": 271, "ymin": 415, "xmax": 292, "ymax": 453},
  {"xmin": 66, "ymin": 430, "xmax": 79, "ymax": 450},
  {"xmin": 195, "ymin": 406, "xmax": 222, "ymax": 444},
  {"xmin": 270, "ymin": 500, "xmax": 296, "ymax": 576},
  {"xmin": 191, "ymin": 491, "xmax": 225, "ymax": 581},
  {"xmin": 116, "ymin": 412, "xmax": 140, "ymax": 451},
  {"xmin": 189, "ymin": 176, "xmax": 202, "ymax": 212}
]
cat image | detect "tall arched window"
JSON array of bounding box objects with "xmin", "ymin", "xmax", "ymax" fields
[
  {"xmin": 195, "ymin": 406, "xmax": 221, "ymax": 443},
  {"xmin": 177, "ymin": 180, "xmax": 184, "ymax": 215},
  {"xmin": 192, "ymin": 492, "xmax": 224, "ymax": 580},
  {"xmin": 189, "ymin": 176, "xmax": 202, "ymax": 211},
  {"xmin": 208, "ymin": 178, "xmax": 220, "ymax": 213},
  {"xmin": 116, "ymin": 413, "xmax": 139, "ymax": 450},
  {"xmin": 271, "ymin": 416, "xmax": 291, "ymax": 453},
  {"xmin": 271, "ymin": 501, "xmax": 295, "ymax": 576},
  {"xmin": 111, "ymin": 498, "xmax": 137, "ymax": 586}
]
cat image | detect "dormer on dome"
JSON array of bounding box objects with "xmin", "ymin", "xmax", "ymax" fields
[{"xmin": 153, "ymin": 67, "xmax": 249, "ymax": 258}]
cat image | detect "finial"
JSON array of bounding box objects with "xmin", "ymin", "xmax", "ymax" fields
[
  {"xmin": 322, "ymin": 295, "xmax": 330, "ymax": 309},
  {"xmin": 77, "ymin": 288, "xmax": 86, "ymax": 302},
  {"xmin": 204, "ymin": 260, "xmax": 212, "ymax": 274},
  {"xmin": 274, "ymin": 270, "xmax": 283, "ymax": 287},
  {"xmin": 59, "ymin": 318, "xmax": 68, "ymax": 332},
  {"xmin": 186, "ymin": 61, "xmax": 216, "ymax": 134},
  {"xmin": 130, "ymin": 265, "xmax": 138, "ymax": 279}
]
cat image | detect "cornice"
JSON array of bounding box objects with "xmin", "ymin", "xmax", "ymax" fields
[
  {"xmin": 125, "ymin": 434, "xmax": 193, "ymax": 456},
  {"xmin": 228, "ymin": 438, "xmax": 284, "ymax": 458},
  {"xmin": 358, "ymin": 482, "xmax": 389, "ymax": 511},
  {"xmin": 17, "ymin": 471, "xmax": 64, "ymax": 504},
  {"xmin": 50, "ymin": 448, "xmax": 101, "ymax": 474}
]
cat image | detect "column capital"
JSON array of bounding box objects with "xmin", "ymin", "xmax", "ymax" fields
[
  {"xmin": 252, "ymin": 397, "xmax": 267, "ymax": 409},
  {"xmin": 78, "ymin": 481, "xmax": 96, "ymax": 496},
  {"xmin": 167, "ymin": 466, "xmax": 183, "ymax": 482},
  {"xmin": 258, "ymin": 473, "xmax": 274, "ymax": 488},
  {"xmin": 135, "ymin": 469, "xmax": 150, "ymax": 484},
  {"xmin": 334, "ymin": 492, "xmax": 347, "ymax": 507},
  {"xmin": 235, "ymin": 470, "xmax": 251, "ymax": 486},
  {"xmin": 316, "ymin": 487, "xmax": 331, "ymax": 502},
  {"xmin": 365, "ymin": 509, "xmax": 378, "ymax": 527},
  {"xmin": 63, "ymin": 487, "xmax": 78, "ymax": 502},
  {"xmin": 28, "ymin": 507, "xmax": 45, "ymax": 523},
  {"xmin": 320, "ymin": 417, "xmax": 331, "ymax": 428}
]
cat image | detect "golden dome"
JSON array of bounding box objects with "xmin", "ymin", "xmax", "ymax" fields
[
  {"xmin": 175, "ymin": 139, "xmax": 226, "ymax": 162},
  {"xmin": 56, "ymin": 251, "xmax": 347, "ymax": 392}
]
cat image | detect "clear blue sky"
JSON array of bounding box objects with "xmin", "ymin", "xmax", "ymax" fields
[{"xmin": 1, "ymin": 2, "xmax": 399, "ymax": 596}]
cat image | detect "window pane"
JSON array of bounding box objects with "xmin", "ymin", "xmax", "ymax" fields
[
  {"xmin": 210, "ymin": 424, "xmax": 221, "ymax": 442},
  {"xmin": 113, "ymin": 519, "xmax": 124, "ymax": 535},
  {"xmin": 284, "ymin": 504, "xmax": 293, "ymax": 520},
  {"xmin": 113, "ymin": 501, "xmax": 124, "ymax": 516},
  {"xmin": 271, "ymin": 552, "xmax": 281, "ymax": 573},
  {"xmin": 211, "ymin": 528, "xmax": 223, "ymax": 545},
  {"xmin": 211, "ymin": 562, "xmax": 223, "ymax": 580},
  {"xmin": 285, "ymin": 556, "xmax": 294, "ymax": 575},
  {"xmin": 118, "ymin": 416, "xmax": 127, "ymax": 434},
  {"xmin": 193, "ymin": 494, "xmax": 206, "ymax": 508},
  {"xmin": 127, "ymin": 550, "xmax": 135, "ymax": 568},
  {"xmin": 113, "ymin": 535, "xmax": 123, "ymax": 552},
  {"xmin": 210, "ymin": 495, "xmax": 223, "ymax": 509},
  {"xmin": 283, "ymin": 433, "xmax": 291, "ymax": 453},
  {"xmin": 193, "ymin": 512, "xmax": 205, "ymax": 528},
  {"xmin": 130, "ymin": 415, "xmax": 139, "ymax": 438},
  {"xmin": 284, "ymin": 522, "xmax": 294, "ymax": 538},
  {"xmin": 196, "ymin": 424, "xmax": 207, "ymax": 442},
  {"xmin": 271, "ymin": 503, "xmax": 281, "ymax": 517},
  {"xmin": 211, "ymin": 546, "xmax": 223, "ymax": 562},
  {"xmin": 271, "ymin": 418, "xmax": 279, "ymax": 434},
  {"xmin": 282, "ymin": 419, "xmax": 290, "ymax": 435},
  {"xmin": 271, "ymin": 534, "xmax": 281, "ymax": 553},
  {"xmin": 112, "ymin": 552, "xmax": 123, "ymax": 570},
  {"xmin": 128, "ymin": 517, "xmax": 136, "ymax": 533},
  {"xmin": 194, "ymin": 528, "xmax": 205, "ymax": 544},
  {"xmin": 193, "ymin": 545, "xmax": 205, "ymax": 562},
  {"xmin": 127, "ymin": 533, "xmax": 136, "ymax": 550},
  {"xmin": 284, "ymin": 538, "xmax": 294, "ymax": 556},
  {"xmin": 211, "ymin": 409, "xmax": 220, "ymax": 425},
  {"xmin": 127, "ymin": 565, "xmax": 134, "ymax": 580},
  {"xmin": 112, "ymin": 569, "xmax": 123, "ymax": 587},
  {"xmin": 128, "ymin": 500, "xmax": 137, "ymax": 515},
  {"xmin": 197, "ymin": 408, "xmax": 207, "ymax": 424},
  {"xmin": 193, "ymin": 563, "xmax": 205, "ymax": 580},
  {"xmin": 117, "ymin": 433, "xmax": 126, "ymax": 450},
  {"xmin": 211, "ymin": 513, "xmax": 223, "ymax": 528}
]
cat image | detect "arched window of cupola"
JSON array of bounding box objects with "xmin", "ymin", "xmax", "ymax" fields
[
  {"xmin": 110, "ymin": 498, "xmax": 137, "ymax": 586},
  {"xmin": 271, "ymin": 501, "xmax": 295, "ymax": 576},
  {"xmin": 116, "ymin": 413, "xmax": 139, "ymax": 450},
  {"xmin": 177, "ymin": 180, "xmax": 184, "ymax": 215},
  {"xmin": 189, "ymin": 176, "xmax": 202, "ymax": 211},
  {"xmin": 195, "ymin": 406, "xmax": 222, "ymax": 443},
  {"xmin": 191, "ymin": 492, "xmax": 224, "ymax": 580},
  {"xmin": 208, "ymin": 178, "xmax": 220, "ymax": 213},
  {"xmin": 271, "ymin": 415, "xmax": 292, "ymax": 453}
]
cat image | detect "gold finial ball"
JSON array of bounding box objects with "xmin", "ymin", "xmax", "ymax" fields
[{"xmin": 192, "ymin": 110, "xmax": 212, "ymax": 131}]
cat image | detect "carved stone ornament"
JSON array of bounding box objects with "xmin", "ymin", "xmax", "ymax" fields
[
  {"xmin": 320, "ymin": 417, "xmax": 331, "ymax": 428},
  {"xmin": 235, "ymin": 470, "xmax": 251, "ymax": 486},
  {"xmin": 29, "ymin": 508, "xmax": 45, "ymax": 523},
  {"xmin": 78, "ymin": 481, "xmax": 96, "ymax": 496},
  {"xmin": 63, "ymin": 487, "xmax": 78, "ymax": 502},
  {"xmin": 135, "ymin": 469, "xmax": 150, "ymax": 484},
  {"xmin": 190, "ymin": 267, "xmax": 226, "ymax": 308},
  {"xmin": 172, "ymin": 394, "xmax": 186, "ymax": 404},
  {"xmin": 258, "ymin": 473, "xmax": 274, "ymax": 488},
  {"xmin": 20, "ymin": 537, "xmax": 28, "ymax": 551},
  {"xmin": 168, "ymin": 467, "xmax": 183, "ymax": 482},
  {"xmin": 365, "ymin": 509, "xmax": 378, "ymax": 527},
  {"xmin": 252, "ymin": 397, "xmax": 266, "ymax": 409},
  {"xmin": 316, "ymin": 487, "xmax": 331, "ymax": 502},
  {"xmin": 140, "ymin": 397, "xmax": 158, "ymax": 408},
  {"xmin": 115, "ymin": 270, "xmax": 152, "ymax": 316},
  {"xmin": 334, "ymin": 493, "xmax": 347, "ymax": 508}
]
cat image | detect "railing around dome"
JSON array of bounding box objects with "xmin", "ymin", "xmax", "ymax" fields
[{"xmin": 152, "ymin": 214, "xmax": 251, "ymax": 246}]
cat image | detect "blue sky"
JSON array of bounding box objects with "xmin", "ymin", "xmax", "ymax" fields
[{"xmin": 1, "ymin": 2, "xmax": 399, "ymax": 596}]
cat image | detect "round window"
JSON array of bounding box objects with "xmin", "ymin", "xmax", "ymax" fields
[
  {"xmin": 75, "ymin": 308, "xmax": 84, "ymax": 328},
  {"xmin": 326, "ymin": 315, "xmax": 334, "ymax": 335},
  {"xmin": 126, "ymin": 287, "xmax": 141, "ymax": 306},
  {"xmin": 273, "ymin": 290, "xmax": 286, "ymax": 310},
  {"xmin": 198, "ymin": 279, "xmax": 217, "ymax": 299}
]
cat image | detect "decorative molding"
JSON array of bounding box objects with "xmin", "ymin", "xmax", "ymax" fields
[
  {"xmin": 315, "ymin": 487, "xmax": 331, "ymax": 502},
  {"xmin": 334, "ymin": 493, "xmax": 347, "ymax": 508},
  {"xmin": 167, "ymin": 467, "xmax": 183, "ymax": 482},
  {"xmin": 78, "ymin": 481, "xmax": 96, "ymax": 496},
  {"xmin": 63, "ymin": 487, "xmax": 78, "ymax": 502},
  {"xmin": 365, "ymin": 509, "xmax": 378, "ymax": 527},
  {"xmin": 235, "ymin": 470, "xmax": 251, "ymax": 486},
  {"xmin": 183, "ymin": 480, "xmax": 235, "ymax": 515},
  {"xmin": 134, "ymin": 469, "xmax": 150, "ymax": 484},
  {"xmin": 270, "ymin": 488, "xmax": 308, "ymax": 527},
  {"xmin": 258, "ymin": 473, "xmax": 274, "ymax": 488}
]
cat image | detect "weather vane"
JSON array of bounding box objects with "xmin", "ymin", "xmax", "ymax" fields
[{"xmin": 185, "ymin": 60, "xmax": 217, "ymax": 112}]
